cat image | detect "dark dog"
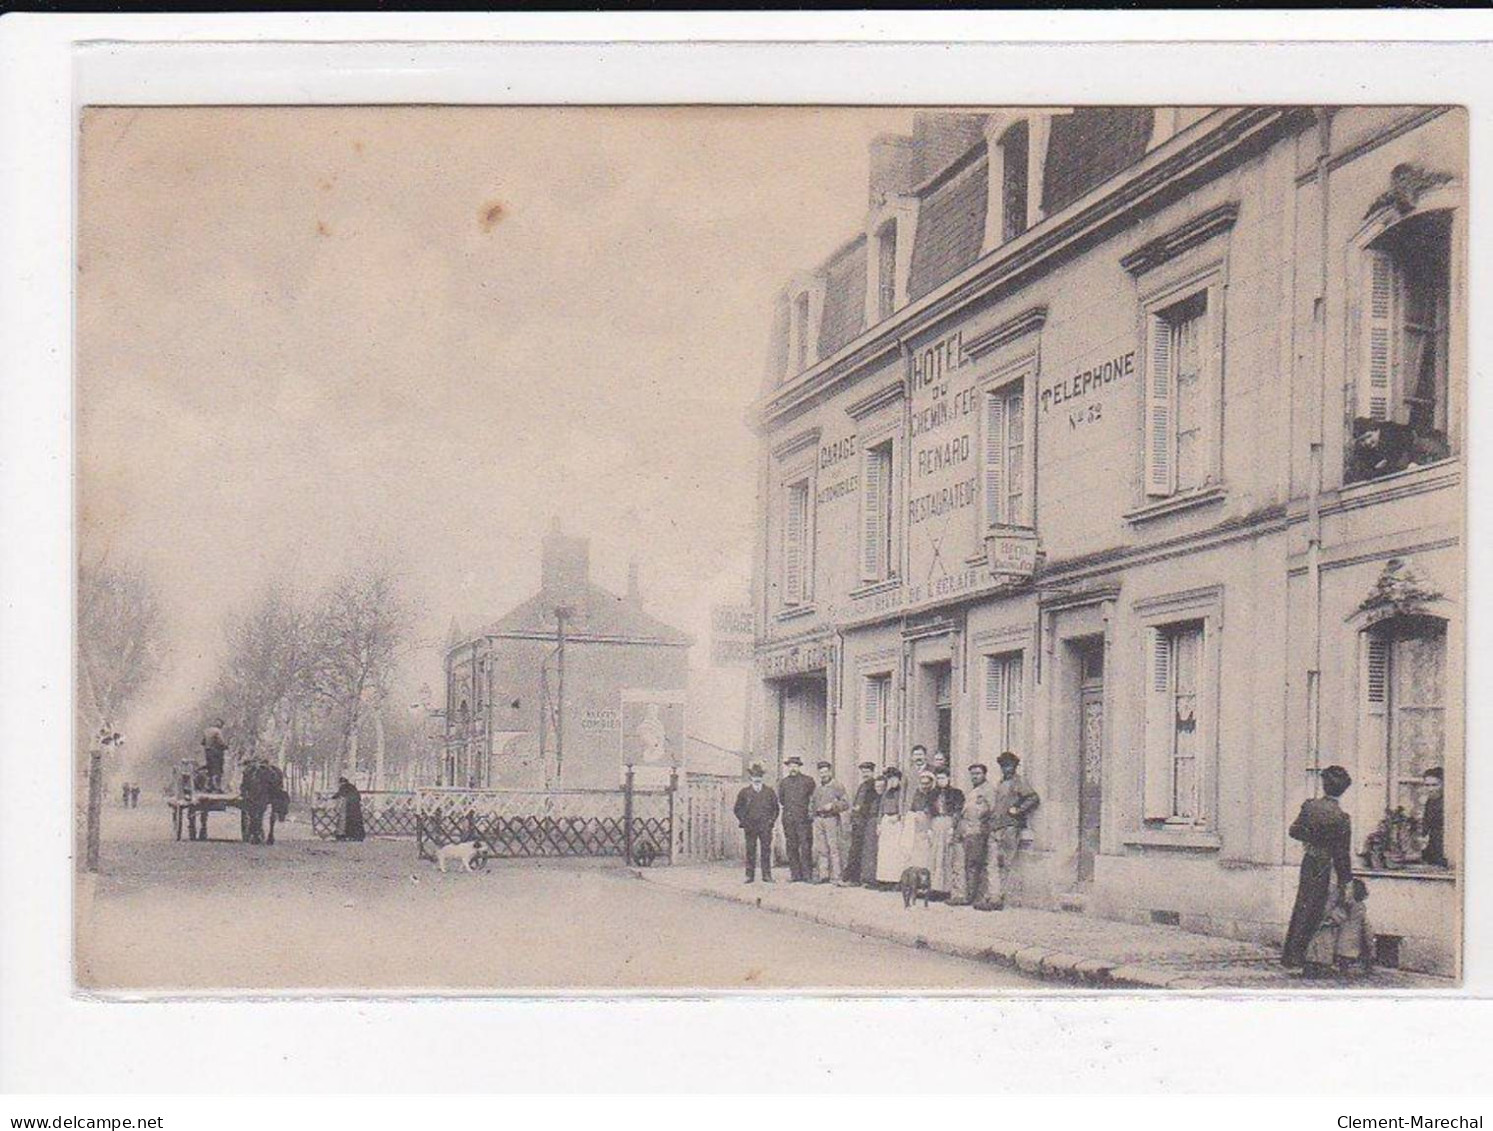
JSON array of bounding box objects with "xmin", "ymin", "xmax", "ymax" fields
[{"xmin": 899, "ymin": 866, "xmax": 931, "ymax": 909}]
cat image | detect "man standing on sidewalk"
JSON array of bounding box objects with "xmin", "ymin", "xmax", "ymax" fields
[
  {"xmin": 950, "ymin": 763, "xmax": 995, "ymax": 907},
  {"xmin": 777, "ymin": 756, "xmax": 816, "ymax": 882},
  {"xmin": 810, "ymin": 761, "xmax": 851, "ymax": 885},
  {"xmin": 987, "ymin": 751, "xmax": 1040, "ymax": 911},
  {"xmin": 734, "ymin": 763, "xmax": 780, "ymax": 884},
  {"xmin": 844, "ymin": 762, "xmax": 879, "ymax": 883}
]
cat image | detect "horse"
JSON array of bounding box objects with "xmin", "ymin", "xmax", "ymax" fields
[{"xmin": 239, "ymin": 760, "xmax": 289, "ymax": 845}]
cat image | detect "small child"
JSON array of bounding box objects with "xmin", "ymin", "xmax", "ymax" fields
[
  {"xmin": 1333, "ymin": 879, "xmax": 1375, "ymax": 977},
  {"xmin": 1303, "ymin": 879, "xmax": 1374, "ymax": 979}
]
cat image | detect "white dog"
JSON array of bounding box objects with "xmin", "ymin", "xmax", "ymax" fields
[{"xmin": 434, "ymin": 839, "xmax": 486, "ymax": 873}]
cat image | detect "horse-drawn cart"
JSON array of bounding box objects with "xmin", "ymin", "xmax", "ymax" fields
[{"xmin": 168, "ymin": 758, "xmax": 287, "ymax": 843}]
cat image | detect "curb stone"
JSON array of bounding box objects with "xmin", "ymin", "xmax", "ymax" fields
[{"xmin": 630, "ymin": 867, "xmax": 1213, "ymax": 990}]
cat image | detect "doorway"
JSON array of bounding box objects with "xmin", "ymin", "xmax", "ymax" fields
[{"xmin": 1074, "ymin": 638, "xmax": 1105, "ymax": 884}]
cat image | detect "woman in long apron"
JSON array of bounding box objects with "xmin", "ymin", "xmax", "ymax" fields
[
  {"xmin": 926, "ymin": 769, "xmax": 964, "ymax": 896},
  {"xmin": 875, "ymin": 768, "xmax": 907, "ymax": 884},
  {"xmin": 906, "ymin": 770, "xmax": 935, "ymax": 872}
]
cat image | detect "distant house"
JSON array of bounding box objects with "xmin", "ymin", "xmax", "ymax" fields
[{"xmin": 443, "ymin": 523, "xmax": 693, "ymax": 790}]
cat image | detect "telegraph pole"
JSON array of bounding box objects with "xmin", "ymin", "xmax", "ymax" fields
[{"xmin": 554, "ymin": 604, "xmax": 572, "ymax": 785}]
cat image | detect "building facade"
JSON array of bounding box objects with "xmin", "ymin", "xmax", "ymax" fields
[
  {"xmin": 749, "ymin": 107, "xmax": 1464, "ymax": 975},
  {"xmin": 444, "ymin": 524, "xmax": 692, "ymax": 791}
]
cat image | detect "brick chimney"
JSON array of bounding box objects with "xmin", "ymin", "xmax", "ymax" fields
[
  {"xmin": 867, "ymin": 132, "xmax": 920, "ymax": 208},
  {"xmin": 540, "ymin": 519, "xmax": 590, "ymax": 611},
  {"xmin": 911, "ymin": 112, "xmax": 987, "ymax": 181}
]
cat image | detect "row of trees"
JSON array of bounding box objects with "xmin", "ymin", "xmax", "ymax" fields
[{"xmin": 188, "ymin": 563, "xmax": 421, "ymax": 795}]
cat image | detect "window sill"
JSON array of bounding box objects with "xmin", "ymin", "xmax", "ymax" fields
[
  {"xmin": 1356, "ymin": 866, "xmax": 1457, "ymax": 882},
  {"xmin": 1340, "ymin": 456, "xmax": 1460, "ymax": 500},
  {"xmin": 1124, "ymin": 485, "xmax": 1226, "ymax": 525},
  {"xmin": 849, "ymin": 577, "xmax": 901, "ymax": 601},
  {"xmin": 774, "ymin": 604, "xmax": 818, "ymax": 624},
  {"xmin": 1124, "ymin": 827, "xmax": 1222, "ymax": 851}
]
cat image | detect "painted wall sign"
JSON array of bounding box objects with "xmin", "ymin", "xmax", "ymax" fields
[
  {"xmin": 757, "ymin": 638, "xmax": 836, "ymax": 679},
  {"xmin": 818, "ymin": 434, "xmax": 858, "ymax": 470},
  {"xmin": 986, "ymin": 531, "xmax": 1039, "ymax": 578},
  {"xmin": 907, "ymin": 328, "xmax": 981, "ymax": 601},
  {"xmin": 580, "ymin": 707, "xmax": 620, "ymax": 733},
  {"xmin": 1041, "ymin": 349, "xmax": 1136, "ymax": 419},
  {"xmin": 710, "ymin": 603, "xmax": 756, "ymax": 668},
  {"xmin": 816, "ymin": 475, "xmax": 859, "ymax": 506}
]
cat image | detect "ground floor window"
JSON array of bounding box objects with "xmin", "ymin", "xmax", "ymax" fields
[
  {"xmin": 861, "ymin": 672, "xmax": 893, "ymax": 767},
  {"xmin": 983, "ymin": 651, "xmax": 1024, "ymax": 757},
  {"xmin": 1361, "ymin": 616, "xmax": 1448, "ymax": 868},
  {"xmin": 1144, "ymin": 620, "xmax": 1207, "ymax": 824}
]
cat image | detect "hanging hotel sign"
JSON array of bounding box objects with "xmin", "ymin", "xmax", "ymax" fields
[
  {"xmin": 756, "ymin": 637, "xmax": 836, "ymax": 679},
  {"xmin": 986, "ymin": 530, "xmax": 1039, "ymax": 579}
]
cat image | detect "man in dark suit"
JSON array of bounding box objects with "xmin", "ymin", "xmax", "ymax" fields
[
  {"xmin": 1282, "ymin": 764, "xmax": 1355, "ymax": 969},
  {"xmin": 776, "ymin": 756, "xmax": 816, "ymax": 882},
  {"xmin": 734, "ymin": 763, "xmax": 780, "ymax": 884},
  {"xmin": 844, "ymin": 762, "xmax": 879, "ymax": 884}
]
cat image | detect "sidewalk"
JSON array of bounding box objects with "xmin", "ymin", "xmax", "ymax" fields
[{"xmin": 636, "ymin": 864, "xmax": 1449, "ymax": 991}]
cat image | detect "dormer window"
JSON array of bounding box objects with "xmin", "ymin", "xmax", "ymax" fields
[
  {"xmin": 865, "ymin": 199, "xmax": 917, "ymax": 326},
  {"xmin": 783, "ymin": 275, "xmax": 826, "ymax": 378},
  {"xmin": 999, "ymin": 120, "xmax": 1030, "ymax": 243},
  {"xmin": 876, "ymin": 221, "xmax": 898, "ymax": 321}
]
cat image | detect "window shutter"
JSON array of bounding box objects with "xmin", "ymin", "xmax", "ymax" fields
[
  {"xmin": 784, "ymin": 484, "xmax": 805, "ymax": 605},
  {"xmin": 862, "ymin": 447, "xmax": 885, "ymax": 580},
  {"xmin": 862, "ymin": 676, "xmax": 883, "ymax": 728},
  {"xmin": 985, "ymin": 392, "xmax": 1007, "ymax": 527},
  {"xmin": 1007, "ymin": 655, "xmax": 1024, "ymax": 756},
  {"xmin": 1144, "ymin": 315, "xmax": 1175, "ymax": 497},
  {"xmin": 1365, "ymin": 635, "xmax": 1389, "ymax": 715},
  {"xmin": 1359, "ymin": 248, "xmax": 1394, "ymax": 422},
  {"xmin": 984, "ymin": 654, "xmax": 1004, "ymax": 712},
  {"xmin": 1143, "ymin": 628, "xmax": 1174, "ymax": 820}
]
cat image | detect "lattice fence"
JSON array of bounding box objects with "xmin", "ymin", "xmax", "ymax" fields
[
  {"xmin": 310, "ymin": 790, "xmax": 420, "ymax": 839},
  {"xmin": 415, "ymin": 787, "xmax": 672, "ymax": 863}
]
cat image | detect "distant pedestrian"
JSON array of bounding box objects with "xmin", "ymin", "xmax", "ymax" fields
[
  {"xmin": 332, "ymin": 776, "xmax": 366, "ymax": 842},
  {"xmin": 129, "ymin": 784, "xmax": 140, "ymax": 809},
  {"xmin": 987, "ymin": 752, "xmax": 1039, "ymax": 911},
  {"xmin": 121, "ymin": 782, "xmax": 130, "ymax": 808},
  {"xmin": 776, "ymin": 756, "xmax": 815, "ymax": 882},
  {"xmin": 1283, "ymin": 765, "xmax": 1354, "ymax": 969},
  {"xmin": 845, "ymin": 762, "xmax": 879, "ymax": 884},
  {"xmin": 810, "ymin": 761, "xmax": 851, "ymax": 885},
  {"xmin": 734, "ymin": 763, "xmax": 780, "ymax": 884},
  {"xmin": 950, "ymin": 762, "xmax": 995, "ymax": 907}
]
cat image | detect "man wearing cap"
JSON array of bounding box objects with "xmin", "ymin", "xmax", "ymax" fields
[
  {"xmin": 810, "ymin": 761, "xmax": 852, "ymax": 884},
  {"xmin": 1282, "ymin": 764, "xmax": 1355, "ymax": 969},
  {"xmin": 845, "ymin": 762, "xmax": 880, "ymax": 884},
  {"xmin": 986, "ymin": 751, "xmax": 1039, "ymax": 910},
  {"xmin": 734, "ymin": 763, "xmax": 780, "ymax": 884},
  {"xmin": 950, "ymin": 762, "xmax": 996, "ymax": 907},
  {"xmin": 777, "ymin": 756, "xmax": 816, "ymax": 882}
]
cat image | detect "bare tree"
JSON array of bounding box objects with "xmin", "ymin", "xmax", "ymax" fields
[
  {"xmin": 77, "ymin": 557, "xmax": 168, "ymax": 740},
  {"xmin": 307, "ymin": 562, "xmax": 411, "ymax": 786},
  {"xmin": 216, "ymin": 584, "xmax": 312, "ymax": 764}
]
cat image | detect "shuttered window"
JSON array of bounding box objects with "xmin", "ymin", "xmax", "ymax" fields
[
  {"xmin": 1144, "ymin": 621, "xmax": 1206, "ymax": 823},
  {"xmin": 782, "ymin": 480, "xmax": 811, "ymax": 606},
  {"xmin": 863, "ymin": 673, "xmax": 893, "ymax": 766},
  {"xmin": 984, "ymin": 652, "xmax": 1024, "ymax": 756},
  {"xmin": 1361, "ymin": 621, "xmax": 1447, "ymax": 842},
  {"xmin": 861, "ymin": 440, "xmax": 895, "ymax": 581},
  {"xmin": 984, "ymin": 380, "xmax": 1026, "ymax": 528},
  {"xmin": 1144, "ymin": 292, "xmax": 1209, "ymax": 499}
]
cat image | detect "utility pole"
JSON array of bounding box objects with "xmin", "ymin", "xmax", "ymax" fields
[{"xmin": 554, "ymin": 605, "xmax": 573, "ymax": 785}]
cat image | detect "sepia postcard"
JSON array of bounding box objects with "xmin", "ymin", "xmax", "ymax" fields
[{"xmin": 73, "ymin": 102, "xmax": 1466, "ymax": 996}]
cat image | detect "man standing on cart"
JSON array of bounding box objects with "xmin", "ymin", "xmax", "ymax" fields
[{"xmin": 202, "ymin": 717, "xmax": 228, "ymax": 791}]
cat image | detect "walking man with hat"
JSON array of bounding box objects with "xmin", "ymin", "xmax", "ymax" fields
[
  {"xmin": 777, "ymin": 756, "xmax": 816, "ymax": 882},
  {"xmin": 810, "ymin": 760, "xmax": 851, "ymax": 884},
  {"xmin": 734, "ymin": 763, "xmax": 780, "ymax": 884},
  {"xmin": 987, "ymin": 751, "xmax": 1039, "ymax": 910}
]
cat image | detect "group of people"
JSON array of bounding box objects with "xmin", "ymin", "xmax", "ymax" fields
[
  {"xmin": 119, "ymin": 782, "xmax": 142, "ymax": 808},
  {"xmin": 733, "ymin": 744, "xmax": 1040, "ymax": 911}
]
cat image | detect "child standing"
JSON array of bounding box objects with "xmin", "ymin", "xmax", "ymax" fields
[{"xmin": 1333, "ymin": 879, "xmax": 1375, "ymax": 976}]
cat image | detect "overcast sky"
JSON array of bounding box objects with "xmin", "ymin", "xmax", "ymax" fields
[{"xmin": 77, "ymin": 105, "xmax": 919, "ymax": 752}]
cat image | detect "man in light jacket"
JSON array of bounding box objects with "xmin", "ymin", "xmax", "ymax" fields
[{"xmin": 810, "ymin": 761, "xmax": 851, "ymax": 885}]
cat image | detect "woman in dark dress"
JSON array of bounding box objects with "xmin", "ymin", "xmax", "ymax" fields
[
  {"xmin": 1282, "ymin": 765, "xmax": 1354, "ymax": 969},
  {"xmin": 333, "ymin": 776, "xmax": 366, "ymax": 842}
]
